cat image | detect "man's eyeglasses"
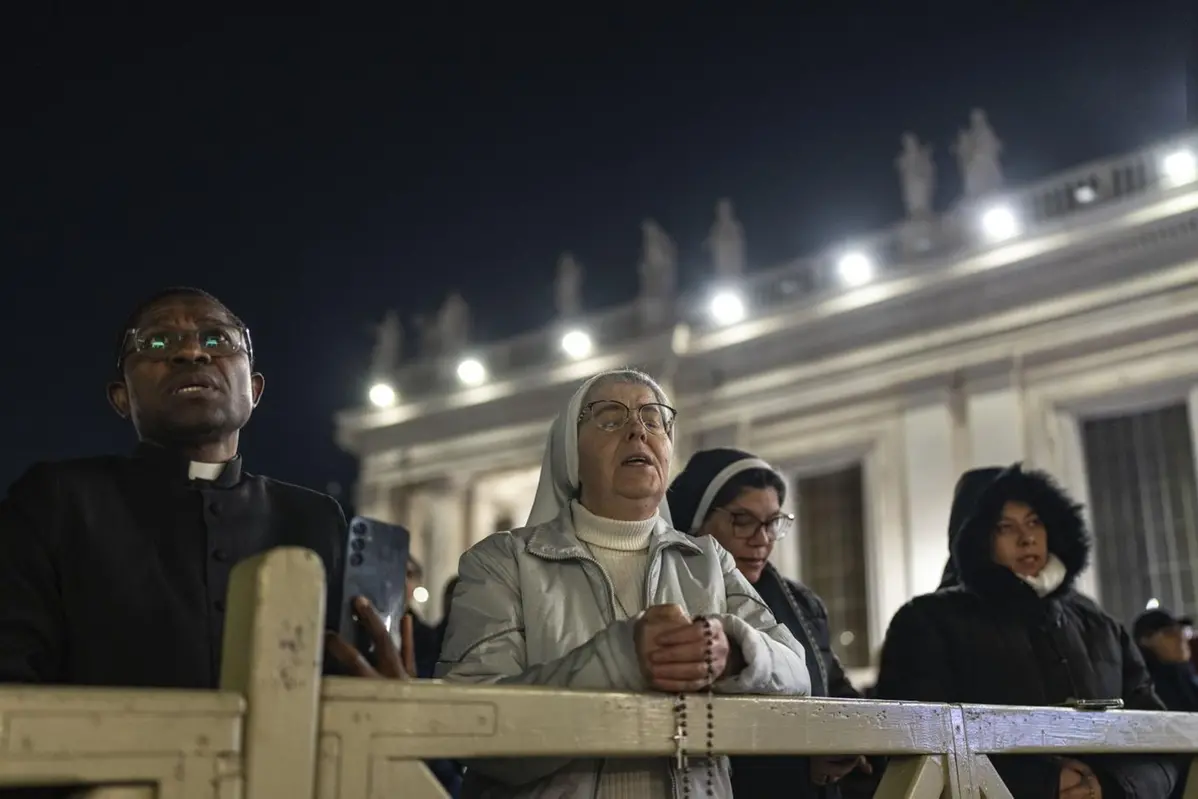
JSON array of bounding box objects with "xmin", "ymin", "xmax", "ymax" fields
[
  {"xmin": 578, "ymin": 399, "xmax": 677, "ymax": 438},
  {"xmin": 118, "ymin": 324, "xmax": 253, "ymax": 371},
  {"xmin": 714, "ymin": 506, "xmax": 795, "ymax": 541}
]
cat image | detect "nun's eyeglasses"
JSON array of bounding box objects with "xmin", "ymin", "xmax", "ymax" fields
[
  {"xmin": 578, "ymin": 399, "xmax": 677, "ymax": 437},
  {"xmin": 714, "ymin": 507, "xmax": 795, "ymax": 540}
]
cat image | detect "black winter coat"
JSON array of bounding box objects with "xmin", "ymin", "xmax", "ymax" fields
[
  {"xmin": 1140, "ymin": 650, "xmax": 1198, "ymax": 713},
  {"xmin": 875, "ymin": 465, "xmax": 1179, "ymax": 799}
]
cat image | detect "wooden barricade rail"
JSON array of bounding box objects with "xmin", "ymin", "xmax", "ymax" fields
[{"xmin": 0, "ymin": 547, "xmax": 1194, "ymax": 798}]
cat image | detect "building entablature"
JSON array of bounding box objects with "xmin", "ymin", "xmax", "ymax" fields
[
  {"xmin": 338, "ymin": 135, "xmax": 1198, "ymax": 460},
  {"xmin": 351, "ymin": 127, "xmax": 1197, "ymax": 411}
]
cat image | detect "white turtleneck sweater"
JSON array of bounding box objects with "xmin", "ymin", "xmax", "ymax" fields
[
  {"xmin": 1018, "ymin": 552, "xmax": 1068, "ymax": 597},
  {"xmin": 570, "ymin": 500, "xmax": 671, "ymax": 799}
]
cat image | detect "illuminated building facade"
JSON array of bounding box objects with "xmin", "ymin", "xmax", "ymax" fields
[{"xmin": 336, "ymin": 123, "xmax": 1198, "ymax": 683}]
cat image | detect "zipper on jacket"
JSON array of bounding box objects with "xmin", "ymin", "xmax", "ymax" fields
[
  {"xmin": 643, "ymin": 544, "xmax": 663, "ymax": 613},
  {"xmin": 642, "ymin": 539, "xmax": 696, "ymax": 612},
  {"xmin": 536, "ymin": 542, "xmax": 701, "ymax": 797},
  {"xmin": 771, "ymin": 567, "xmax": 830, "ymax": 694},
  {"xmin": 532, "ymin": 548, "xmax": 620, "ymax": 798},
  {"xmin": 644, "ymin": 542, "xmax": 692, "ymax": 799}
]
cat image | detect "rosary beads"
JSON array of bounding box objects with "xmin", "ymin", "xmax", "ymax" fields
[{"xmin": 672, "ymin": 616, "xmax": 716, "ymax": 798}]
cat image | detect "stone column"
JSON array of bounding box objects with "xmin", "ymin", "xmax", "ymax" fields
[
  {"xmin": 968, "ymin": 386, "xmax": 1027, "ymax": 468},
  {"xmin": 403, "ymin": 487, "xmax": 430, "ymax": 576},
  {"xmin": 467, "ymin": 477, "xmax": 495, "ymax": 546},
  {"xmin": 899, "ymin": 396, "xmax": 958, "ymax": 596},
  {"xmin": 460, "ymin": 476, "xmax": 477, "ymax": 553},
  {"xmin": 947, "ymin": 374, "xmax": 971, "ymax": 476},
  {"xmin": 670, "ymin": 424, "xmax": 695, "ymax": 486},
  {"xmin": 421, "ymin": 478, "xmax": 468, "ymax": 623},
  {"xmin": 864, "ymin": 424, "xmax": 909, "ymax": 654},
  {"xmin": 967, "ymin": 362, "xmax": 1029, "ymax": 469},
  {"xmin": 1054, "ymin": 411, "xmax": 1100, "ymax": 602},
  {"xmin": 771, "ymin": 471, "xmax": 801, "ymax": 581},
  {"xmin": 1188, "ymin": 386, "xmax": 1198, "ymax": 491}
]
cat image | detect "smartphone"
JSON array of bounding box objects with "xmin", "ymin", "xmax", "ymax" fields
[
  {"xmin": 338, "ymin": 516, "xmax": 412, "ymax": 667},
  {"xmin": 1063, "ymin": 698, "xmax": 1124, "ymax": 711}
]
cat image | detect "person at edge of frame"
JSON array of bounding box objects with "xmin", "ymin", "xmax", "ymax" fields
[
  {"xmin": 0, "ymin": 287, "xmax": 410, "ymax": 797},
  {"xmin": 876, "ymin": 463, "xmax": 1181, "ymax": 799}
]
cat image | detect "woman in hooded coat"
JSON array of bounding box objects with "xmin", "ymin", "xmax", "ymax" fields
[
  {"xmin": 875, "ymin": 464, "xmax": 1179, "ymax": 799},
  {"xmin": 669, "ymin": 448, "xmax": 872, "ymax": 798},
  {"xmin": 437, "ymin": 368, "xmax": 810, "ymax": 799}
]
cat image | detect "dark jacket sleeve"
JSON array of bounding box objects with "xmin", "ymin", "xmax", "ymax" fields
[
  {"xmin": 875, "ymin": 599, "xmax": 1061, "ymax": 799},
  {"xmin": 805, "ymin": 591, "xmax": 875, "ymax": 795},
  {"xmin": 875, "ymin": 600, "xmax": 954, "ymax": 702},
  {"xmin": 0, "ymin": 465, "xmax": 66, "ymax": 684},
  {"xmin": 320, "ymin": 496, "xmax": 347, "ymax": 634},
  {"xmin": 1083, "ymin": 622, "xmax": 1180, "ymax": 799}
]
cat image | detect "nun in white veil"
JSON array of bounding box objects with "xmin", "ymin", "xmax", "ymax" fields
[
  {"xmin": 525, "ymin": 368, "xmax": 675, "ymax": 527},
  {"xmin": 437, "ymin": 368, "xmax": 809, "ymax": 799}
]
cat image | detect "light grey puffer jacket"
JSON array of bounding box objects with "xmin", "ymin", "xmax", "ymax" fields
[{"xmin": 436, "ymin": 508, "xmax": 811, "ymax": 798}]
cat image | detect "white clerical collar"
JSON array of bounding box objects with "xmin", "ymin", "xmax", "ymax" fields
[{"xmin": 188, "ymin": 461, "xmax": 226, "ymax": 481}]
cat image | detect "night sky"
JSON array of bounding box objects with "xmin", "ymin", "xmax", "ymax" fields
[{"xmin": 3, "ymin": 6, "xmax": 1189, "ymax": 499}]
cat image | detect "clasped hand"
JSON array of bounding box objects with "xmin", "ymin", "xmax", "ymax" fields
[
  {"xmin": 811, "ymin": 754, "xmax": 872, "ymax": 785},
  {"xmin": 635, "ymin": 603, "xmax": 739, "ymax": 693},
  {"xmin": 1059, "ymin": 758, "xmax": 1101, "ymax": 799}
]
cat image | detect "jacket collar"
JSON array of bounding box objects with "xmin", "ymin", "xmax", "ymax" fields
[
  {"xmin": 133, "ymin": 441, "xmax": 244, "ymax": 489},
  {"xmin": 525, "ymin": 507, "xmax": 702, "ymax": 561},
  {"xmin": 758, "ymin": 563, "xmax": 831, "ymax": 696},
  {"xmin": 959, "ymin": 567, "xmax": 1071, "ymax": 622}
]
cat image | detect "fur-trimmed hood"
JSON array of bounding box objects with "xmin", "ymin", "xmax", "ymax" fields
[
  {"xmin": 948, "ymin": 463, "xmax": 1091, "ymax": 596},
  {"xmin": 938, "ymin": 466, "xmax": 1004, "ymax": 589}
]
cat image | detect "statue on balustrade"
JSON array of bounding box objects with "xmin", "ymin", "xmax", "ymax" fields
[
  {"xmin": 370, "ymin": 309, "xmax": 402, "ymax": 377},
  {"xmin": 954, "ymin": 108, "xmax": 1004, "ymax": 198},
  {"xmin": 554, "ymin": 251, "xmax": 584, "ymax": 318},
  {"xmin": 706, "ymin": 199, "xmax": 746, "ymax": 279},
  {"xmin": 895, "ymin": 132, "xmax": 936, "ymax": 219},
  {"xmin": 638, "ymin": 219, "xmax": 677, "ymax": 301},
  {"xmin": 414, "ymin": 314, "xmax": 436, "ymax": 357},
  {"xmin": 435, "ymin": 292, "xmax": 470, "ymax": 354}
]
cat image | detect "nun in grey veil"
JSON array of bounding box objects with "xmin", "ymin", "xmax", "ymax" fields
[{"xmin": 437, "ymin": 368, "xmax": 809, "ymax": 799}]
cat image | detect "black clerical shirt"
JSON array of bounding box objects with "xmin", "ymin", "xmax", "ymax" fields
[{"xmin": 0, "ymin": 443, "xmax": 346, "ymax": 689}]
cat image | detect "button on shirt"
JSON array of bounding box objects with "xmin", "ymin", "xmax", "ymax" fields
[{"xmin": 0, "ymin": 443, "xmax": 346, "ymax": 689}]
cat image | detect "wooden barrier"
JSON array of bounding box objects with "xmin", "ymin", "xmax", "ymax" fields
[{"xmin": 0, "ymin": 547, "xmax": 1195, "ymax": 798}]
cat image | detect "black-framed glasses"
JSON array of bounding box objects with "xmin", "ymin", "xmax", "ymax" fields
[
  {"xmin": 578, "ymin": 399, "xmax": 677, "ymax": 437},
  {"xmin": 118, "ymin": 323, "xmax": 253, "ymax": 371},
  {"xmin": 714, "ymin": 506, "xmax": 795, "ymax": 541}
]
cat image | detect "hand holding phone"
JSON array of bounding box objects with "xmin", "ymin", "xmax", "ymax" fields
[
  {"xmin": 325, "ymin": 596, "xmax": 416, "ymax": 679},
  {"xmin": 324, "ymin": 517, "xmax": 415, "ymax": 679}
]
